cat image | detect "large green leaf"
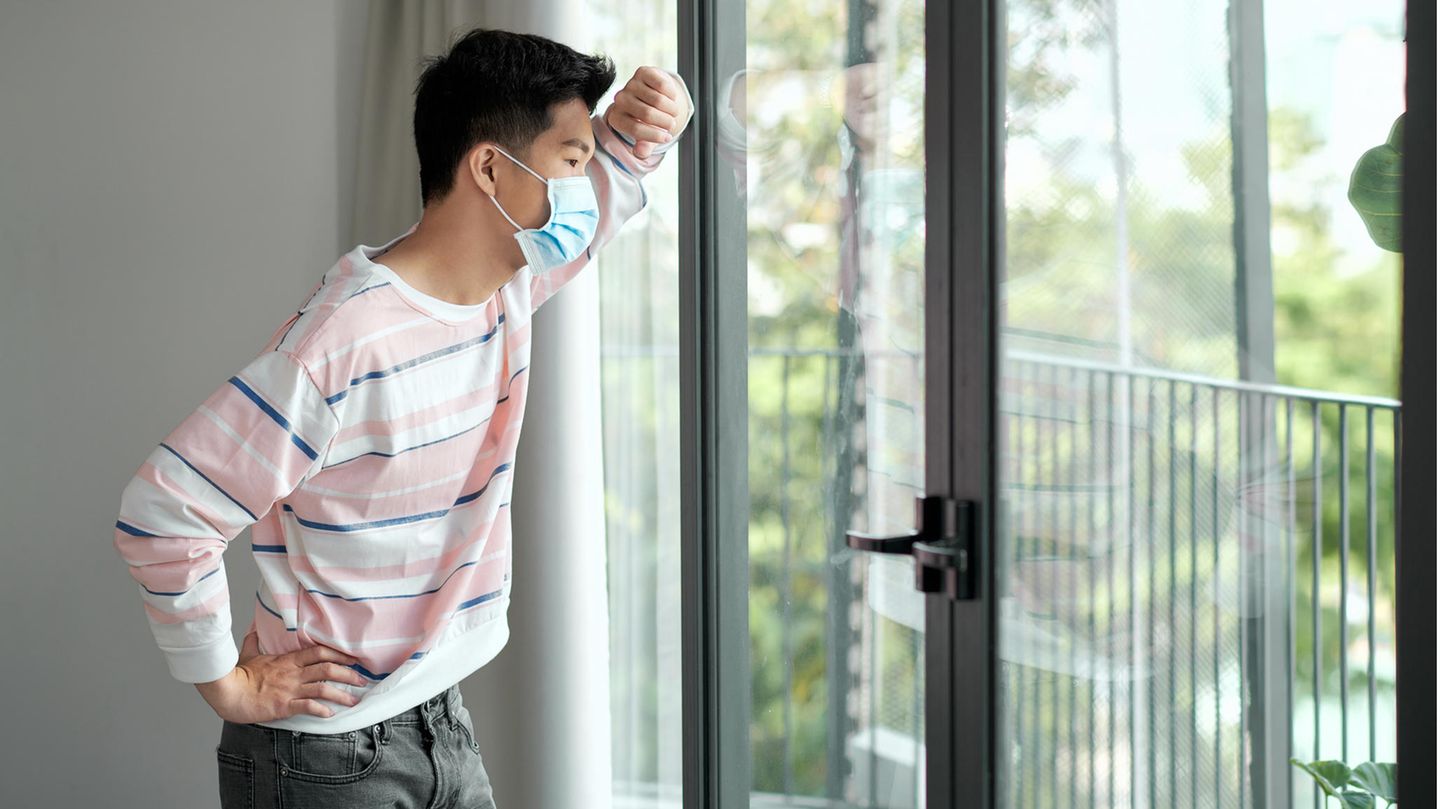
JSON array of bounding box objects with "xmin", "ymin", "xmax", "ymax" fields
[
  {"xmin": 1347, "ymin": 112, "xmax": 1405, "ymax": 253},
  {"xmin": 1339, "ymin": 791, "xmax": 1376, "ymax": 809},
  {"xmin": 1350, "ymin": 762, "xmax": 1398, "ymax": 803},
  {"xmin": 1292, "ymin": 758, "xmax": 1354, "ymax": 798}
]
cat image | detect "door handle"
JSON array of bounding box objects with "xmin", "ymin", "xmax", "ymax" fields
[{"xmin": 845, "ymin": 495, "xmax": 977, "ymax": 600}]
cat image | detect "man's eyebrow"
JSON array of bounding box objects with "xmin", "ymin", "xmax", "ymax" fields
[{"xmin": 562, "ymin": 137, "xmax": 594, "ymax": 155}]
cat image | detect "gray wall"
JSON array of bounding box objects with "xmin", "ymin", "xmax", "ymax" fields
[{"xmin": 0, "ymin": 2, "xmax": 373, "ymax": 805}]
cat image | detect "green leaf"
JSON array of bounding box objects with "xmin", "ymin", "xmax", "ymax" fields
[
  {"xmin": 1339, "ymin": 791, "xmax": 1376, "ymax": 809},
  {"xmin": 1291, "ymin": 758, "xmax": 1353, "ymax": 798},
  {"xmin": 1350, "ymin": 762, "xmax": 1398, "ymax": 803},
  {"xmin": 1347, "ymin": 112, "xmax": 1405, "ymax": 253}
]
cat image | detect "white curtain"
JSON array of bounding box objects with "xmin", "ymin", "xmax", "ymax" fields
[{"xmin": 350, "ymin": 3, "xmax": 612, "ymax": 808}]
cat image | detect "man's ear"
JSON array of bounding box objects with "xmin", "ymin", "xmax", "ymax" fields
[{"xmin": 468, "ymin": 145, "xmax": 500, "ymax": 196}]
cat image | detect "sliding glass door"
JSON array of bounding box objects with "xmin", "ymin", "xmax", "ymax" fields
[
  {"xmin": 676, "ymin": 0, "xmax": 1405, "ymax": 807},
  {"xmin": 992, "ymin": 1, "xmax": 1405, "ymax": 808},
  {"xmin": 679, "ymin": 0, "xmax": 936, "ymax": 806}
]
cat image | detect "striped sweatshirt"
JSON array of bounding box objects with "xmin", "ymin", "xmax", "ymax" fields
[{"xmin": 113, "ymin": 80, "xmax": 691, "ymax": 734}]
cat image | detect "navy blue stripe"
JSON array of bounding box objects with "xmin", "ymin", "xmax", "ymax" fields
[
  {"xmin": 604, "ymin": 150, "xmax": 635, "ymax": 178},
  {"xmin": 255, "ymin": 590, "xmax": 295, "ymax": 631},
  {"xmin": 327, "ymin": 585, "xmax": 505, "ymax": 681},
  {"xmin": 252, "ymin": 543, "xmax": 287, "ymax": 554},
  {"xmin": 320, "ymin": 413, "xmax": 489, "ymax": 471},
  {"xmin": 115, "ymin": 520, "xmax": 157, "ymax": 538},
  {"xmin": 277, "ymin": 314, "xmax": 303, "ymax": 350},
  {"xmin": 140, "ymin": 565, "xmax": 221, "ymax": 597},
  {"xmin": 278, "ymin": 272, "xmax": 336, "ymax": 345},
  {"xmin": 272, "ymin": 515, "xmax": 515, "ymax": 673},
  {"xmin": 348, "ymin": 651, "xmax": 426, "ymax": 682},
  {"xmin": 303, "ymin": 554, "xmax": 481, "ymax": 603},
  {"xmin": 282, "ymin": 466, "xmax": 511, "ymax": 532},
  {"xmin": 347, "ymin": 281, "xmax": 391, "ymax": 299},
  {"xmin": 158, "ymin": 442, "xmax": 258, "ymax": 522},
  {"xmin": 325, "ymin": 313, "xmax": 506, "ymax": 407},
  {"xmin": 606, "ymin": 118, "xmax": 637, "ymax": 147},
  {"xmin": 320, "ymin": 365, "xmax": 529, "ymax": 471},
  {"xmin": 228, "ymin": 374, "xmax": 320, "ymax": 461},
  {"xmin": 455, "ymin": 588, "xmax": 505, "ymax": 612}
]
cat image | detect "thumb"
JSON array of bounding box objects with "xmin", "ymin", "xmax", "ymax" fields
[
  {"xmin": 634, "ymin": 140, "xmax": 654, "ymax": 159},
  {"xmin": 239, "ymin": 629, "xmax": 261, "ymax": 662}
]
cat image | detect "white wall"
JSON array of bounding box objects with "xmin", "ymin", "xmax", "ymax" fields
[{"xmin": 0, "ymin": 1, "xmax": 371, "ymax": 805}]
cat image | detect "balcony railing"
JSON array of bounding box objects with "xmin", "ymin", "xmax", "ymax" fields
[
  {"xmin": 1000, "ymin": 351, "xmax": 1400, "ymax": 809},
  {"xmin": 601, "ymin": 345, "xmax": 1400, "ymax": 809}
]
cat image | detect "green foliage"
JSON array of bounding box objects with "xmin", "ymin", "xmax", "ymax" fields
[
  {"xmin": 1347, "ymin": 113, "xmax": 1405, "ymax": 253},
  {"xmin": 1291, "ymin": 758, "xmax": 1398, "ymax": 808},
  {"xmin": 1351, "ymin": 762, "xmax": 1400, "ymax": 804}
]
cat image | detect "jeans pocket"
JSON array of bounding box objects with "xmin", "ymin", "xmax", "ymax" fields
[
  {"xmin": 279, "ymin": 723, "xmax": 385, "ymax": 784},
  {"xmin": 216, "ymin": 747, "xmax": 255, "ymax": 809},
  {"xmin": 455, "ymin": 704, "xmax": 481, "ymax": 755}
]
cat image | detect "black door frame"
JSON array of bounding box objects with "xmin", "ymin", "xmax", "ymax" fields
[
  {"xmin": 678, "ymin": 1, "xmax": 750, "ymax": 807},
  {"xmin": 928, "ymin": 0, "xmax": 1003, "ymax": 805},
  {"xmin": 1397, "ymin": 0, "xmax": 1435, "ymax": 804},
  {"xmin": 676, "ymin": 0, "xmax": 1003, "ymax": 805}
]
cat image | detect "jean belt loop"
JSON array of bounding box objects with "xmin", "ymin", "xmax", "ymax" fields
[{"xmin": 444, "ymin": 686, "xmax": 459, "ymax": 723}]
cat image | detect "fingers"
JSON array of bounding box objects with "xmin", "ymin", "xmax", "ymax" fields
[
  {"xmin": 615, "ymin": 112, "xmax": 674, "ymax": 145},
  {"xmin": 633, "ymin": 64, "xmax": 671, "ymax": 91},
  {"xmin": 292, "ymin": 643, "xmax": 362, "ymax": 668},
  {"xmin": 608, "ymin": 66, "xmax": 686, "ymax": 156},
  {"xmin": 303, "ymin": 660, "xmax": 369, "ymax": 688},
  {"xmin": 614, "ymin": 86, "xmax": 677, "ymax": 138},
  {"xmin": 298, "ymin": 679, "xmax": 362, "ymax": 708},
  {"xmin": 238, "ymin": 629, "xmax": 260, "ymax": 663},
  {"xmin": 292, "ymin": 698, "xmax": 336, "ymax": 719},
  {"xmin": 620, "ymin": 81, "xmax": 681, "ymax": 118}
]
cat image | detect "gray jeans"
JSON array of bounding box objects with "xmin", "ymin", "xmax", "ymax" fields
[{"xmin": 215, "ymin": 683, "xmax": 497, "ymax": 808}]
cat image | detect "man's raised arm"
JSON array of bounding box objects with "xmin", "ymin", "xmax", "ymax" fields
[{"xmin": 529, "ymin": 67, "xmax": 694, "ymax": 313}]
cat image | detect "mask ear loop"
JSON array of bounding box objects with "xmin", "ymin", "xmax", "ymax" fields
[
  {"xmin": 492, "ymin": 145, "xmax": 549, "ymax": 185},
  {"xmin": 488, "ymin": 144, "xmax": 555, "ymax": 233},
  {"xmin": 488, "ymin": 192, "xmax": 526, "ymax": 232}
]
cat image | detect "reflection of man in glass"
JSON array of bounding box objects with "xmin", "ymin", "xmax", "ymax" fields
[{"xmin": 713, "ymin": 55, "xmax": 928, "ymax": 597}]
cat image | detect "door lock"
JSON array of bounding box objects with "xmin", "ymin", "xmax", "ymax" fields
[{"xmin": 845, "ymin": 495, "xmax": 977, "ymax": 601}]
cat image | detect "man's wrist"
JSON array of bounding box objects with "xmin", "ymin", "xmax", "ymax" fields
[{"xmin": 194, "ymin": 667, "xmax": 237, "ymax": 700}]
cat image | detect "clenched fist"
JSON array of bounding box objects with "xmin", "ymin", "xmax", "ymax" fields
[{"xmin": 605, "ymin": 66, "xmax": 692, "ymax": 159}]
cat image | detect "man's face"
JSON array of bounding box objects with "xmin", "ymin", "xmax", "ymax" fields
[{"xmin": 489, "ymin": 97, "xmax": 596, "ymax": 232}]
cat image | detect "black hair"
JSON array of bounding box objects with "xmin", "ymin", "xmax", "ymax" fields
[{"xmin": 412, "ymin": 28, "xmax": 617, "ymax": 207}]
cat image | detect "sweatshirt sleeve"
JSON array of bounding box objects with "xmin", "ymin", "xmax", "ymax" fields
[
  {"xmin": 529, "ymin": 69, "xmax": 694, "ymax": 314},
  {"xmin": 112, "ymin": 348, "xmax": 341, "ymax": 684}
]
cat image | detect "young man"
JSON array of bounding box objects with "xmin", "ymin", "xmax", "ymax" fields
[{"xmin": 112, "ymin": 28, "xmax": 691, "ymax": 808}]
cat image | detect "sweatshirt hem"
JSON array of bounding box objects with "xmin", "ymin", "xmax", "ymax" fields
[{"xmin": 250, "ymin": 603, "xmax": 510, "ymax": 735}]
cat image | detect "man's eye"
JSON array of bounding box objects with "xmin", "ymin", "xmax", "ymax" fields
[{"xmin": 568, "ymin": 159, "xmax": 579, "ymax": 168}]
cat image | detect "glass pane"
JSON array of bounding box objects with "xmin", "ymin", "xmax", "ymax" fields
[
  {"xmin": 995, "ymin": 0, "xmax": 1405, "ymax": 807},
  {"xmin": 731, "ymin": 0, "xmax": 927, "ymax": 805},
  {"xmin": 585, "ymin": 5, "xmax": 685, "ymax": 807}
]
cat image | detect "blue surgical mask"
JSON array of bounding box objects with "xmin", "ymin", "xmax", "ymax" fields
[{"xmin": 487, "ymin": 145, "xmax": 600, "ymax": 274}]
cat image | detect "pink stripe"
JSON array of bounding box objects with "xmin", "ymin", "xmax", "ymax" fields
[
  {"xmin": 126, "ymin": 460, "xmax": 235, "ymax": 540},
  {"xmin": 166, "ymin": 392, "xmax": 313, "ymax": 512},
  {"xmin": 333, "ymin": 380, "xmax": 505, "ymax": 444}
]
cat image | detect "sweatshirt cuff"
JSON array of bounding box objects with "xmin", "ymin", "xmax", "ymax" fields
[{"xmin": 163, "ymin": 634, "xmax": 239, "ymax": 684}]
